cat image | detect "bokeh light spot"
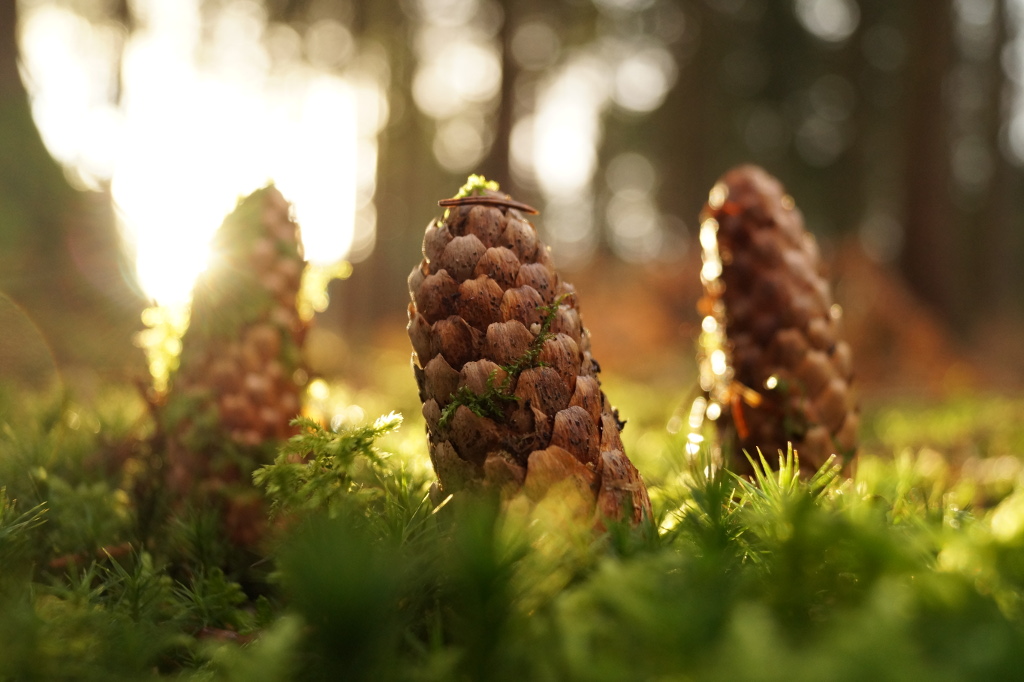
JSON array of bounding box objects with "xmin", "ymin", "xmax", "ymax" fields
[
  {"xmin": 612, "ymin": 46, "xmax": 676, "ymax": 112},
  {"xmin": 859, "ymin": 211, "xmax": 904, "ymax": 263},
  {"xmin": 511, "ymin": 21, "xmax": 560, "ymax": 70},
  {"xmin": 794, "ymin": 0, "xmax": 860, "ymax": 43},
  {"xmin": 605, "ymin": 152, "xmax": 657, "ymax": 194}
]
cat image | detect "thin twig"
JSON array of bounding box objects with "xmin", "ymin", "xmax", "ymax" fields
[{"xmin": 437, "ymin": 196, "xmax": 539, "ymax": 214}]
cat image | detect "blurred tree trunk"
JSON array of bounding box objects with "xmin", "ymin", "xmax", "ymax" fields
[
  {"xmin": 899, "ymin": 0, "xmax": 956, "ymax": 322},
  {"xmin": 329, "ymin": 0, "xmax": 448, "ymax": 344},
  {"xmin": 855, "ymin": 0, "xmax": 908, "ymax": 263},
  {"xmin": 0, "ymin": 1, "xmax": 144, "ymax": 380},
  {"xmin": 656, "ymin": 4, "xmax": 725, "ymax": 233},
  {"xmin": 477, "ymin": 4, "xmax": 516, "ymax": 192},
  {"xmin": 0, "ymin": 0, "xmax": 71, "ymax": 279},
  {"xmin": 979, "ymin": 0, "xmax": 1021, "ymax": 316}
]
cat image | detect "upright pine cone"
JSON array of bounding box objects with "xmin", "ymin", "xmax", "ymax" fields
[
  {"xmin": 407, "ymin": 176, "xmax": 651, "ymax": 526},
  {"xmin": 162, "ymin": 185, "xmax": 308, "ymax": 544},
  {"xmin": 696, "ymin": 165, "xmax": 858, "ymax": 474}
]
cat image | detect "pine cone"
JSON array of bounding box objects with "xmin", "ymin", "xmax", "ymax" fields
[
  {"xmin": 696, "ymin": 165, "xmax": 858, "ymax": 474},
  {"xmin": 407, "ymin": 176, "xmax": 651, "ymax": 526},
  {"xmin": 162, "ymin": 185, "xmax": 308, "ymax": 542}
]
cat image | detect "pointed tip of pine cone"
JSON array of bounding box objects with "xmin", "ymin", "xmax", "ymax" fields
[{"xmin": 711, "ymin": 164, "xmax": 784, "ymax": 203}]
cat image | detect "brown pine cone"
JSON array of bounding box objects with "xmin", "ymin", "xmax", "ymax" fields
[
  {"xmin": 696, "ymin": 165, "xmax": 858, "ymax": 474},
  {"xmin": 407, "ymin": 176, "xmax": 651, "ymax": 527},
  {"xmin": 161, "ymin": 185, "xmax": 308, "ymax": 544}
]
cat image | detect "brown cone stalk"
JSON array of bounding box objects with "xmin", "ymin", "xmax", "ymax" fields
[
  {"xmin": 696, "ymin": 165, "xmax": 858, "ymax": 474},
  {"xmin": 162, "ymin": 185, "xmax": 308, "ymax": 545},
  {"xmin": 407, "ymin": 176, "xmax": 651, "ymax": 526}
]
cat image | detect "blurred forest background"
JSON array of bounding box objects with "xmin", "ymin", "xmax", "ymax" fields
[{"xmin": 2, "ymin": 0, "xmax": 1023, "ymax": 397}]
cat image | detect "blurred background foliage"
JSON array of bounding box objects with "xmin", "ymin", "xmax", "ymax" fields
[{"xmin": 2, "ymin": 0, "xmax": 1024, "ymax": 397}]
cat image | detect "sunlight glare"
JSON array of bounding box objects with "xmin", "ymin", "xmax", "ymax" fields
[
  {"xmin": 18, "ymin": 5, "xmax": 125, "ymax": 189},
  {"xmin": 19, "ymin": 0, "xmax": 384, "ymax": 306},
  {"xmin": 274, "ymin": 75, "xmax": 358, "ymax": 267}
]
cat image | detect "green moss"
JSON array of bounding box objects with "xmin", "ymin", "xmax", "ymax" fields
[
  {"xmin": 10, "ymin": 375, "xmax": 1024, "ymax": 680},
  {"xmin": 437, "ymin": 294, "xmax": 566, "ymax": 430},
  {"xmin": 254, "ymin": 414, "xmax": 402, "ymax": 518},
  {"xmin": 454, "ymin": 174, "xmax": 500, "ymax": 199}
]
